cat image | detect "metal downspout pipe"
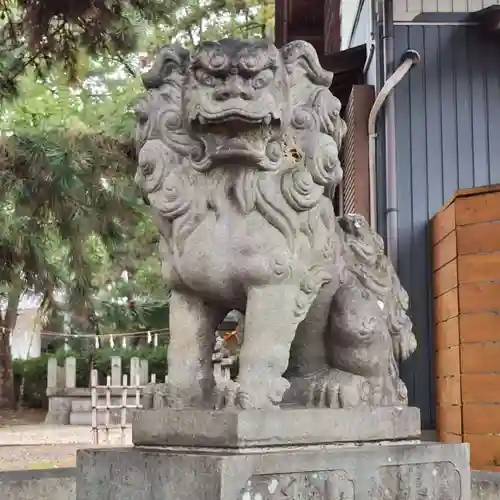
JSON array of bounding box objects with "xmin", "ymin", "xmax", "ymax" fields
[{"xmin": 367, "ymin": 49, "xmax": 420, "ymax": 235}]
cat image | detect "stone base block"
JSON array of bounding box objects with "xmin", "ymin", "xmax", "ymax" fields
[
  {"xmin": 132, "ymin": 406, "xmax": 421, "ymax": 447},
  {"xmin": 76, "ymin": 441, "xmax": 470, "ymax": 500},
  {"xmin": 44, "ymin": 397, "xmax": 71, "ymax": 425}
]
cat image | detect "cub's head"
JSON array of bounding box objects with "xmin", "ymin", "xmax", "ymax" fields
[
  {"xmin": 338, "ymin": 214, "xmax": 385, "ymax": 267},
  {"xmin": 183, "ymin": 38, "xmax": 290, "ymax": 171}
]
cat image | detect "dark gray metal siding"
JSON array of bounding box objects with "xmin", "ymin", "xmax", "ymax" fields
[{"xmin": 392, "ymin": 24, "xmax": 500, "ymax": 429}]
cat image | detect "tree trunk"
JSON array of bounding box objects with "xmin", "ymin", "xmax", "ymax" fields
[{"xmin": 0, "ymin": 284, "xmax": 22, "ymax": 409}]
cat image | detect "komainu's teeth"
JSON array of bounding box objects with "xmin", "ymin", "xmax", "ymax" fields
[
  {"xmin": 198, "ymin": 115, "xmax": 206, "ymax": 125},
  {"xmin": 264, "ymin": 114, "xmax": 272, "ymax": 126}
]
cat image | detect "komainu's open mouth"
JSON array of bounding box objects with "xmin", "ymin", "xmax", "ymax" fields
[
  {"xmin": 190, "ymin": 110, "xmax": 281, "ymax": 132},
  {"xmin": 187, "ymin": 107, "xmax": 284, "ymax": 169}
]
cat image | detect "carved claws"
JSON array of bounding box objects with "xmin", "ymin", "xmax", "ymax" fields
[
  {"xmin": 303, "ymin": 368, "xmax": 374, "ymax": 409},
  {"xmin": 215, "ymin": 378, "xmax": 290, "ymax": 410}
]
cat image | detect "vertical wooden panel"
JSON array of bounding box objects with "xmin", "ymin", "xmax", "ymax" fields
[
  {"xmin": 342, "ymin": 85, "xmax": 374, "ymax": 220},
  {"xmin": 324, "ymin": 0, "xmax": 340, "ymax": 54},
  {"xmin": 274, "ymin": 0, "xmax": 287, "ymax": 47}
]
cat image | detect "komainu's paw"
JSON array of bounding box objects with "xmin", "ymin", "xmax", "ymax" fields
[
  {"xmin": 215, "ymin": 378, "xmax": 289, "ymax": 410},
  {"xmin": 287, "ymin": 368, "xmax": 374, "ymax": 409},
  {"xmin": 307, "ymin": 368, "xmax": 373, "ymax": 408}
]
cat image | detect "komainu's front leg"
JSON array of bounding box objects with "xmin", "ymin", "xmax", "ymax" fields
[
  {"xmin": 286, "ymin": 280, "xmax": 340, "ymax": 378},
  {"xmin": 166, "ymin": 290, "xmax": 228, "ymax": 409},
  {"xmin": 236, "ymin": 284, "xmax": 309, "ymax": 409}
]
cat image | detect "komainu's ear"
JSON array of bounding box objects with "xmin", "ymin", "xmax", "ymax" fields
[
  {"xmin": 280, "ymin": 40, "xmax": 333, "ymax": 87},
  {"xmin": 141, "ymin": 43, "xmax": 190, "ymax": 90}
]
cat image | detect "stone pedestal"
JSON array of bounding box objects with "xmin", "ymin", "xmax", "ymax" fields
[
  {"xmin": 76, "ymin": 408, "xmax": 471, "ymax": 500},
  {"xmin": 131, "ymin": 406, "xmax": 421, "ymax": 447}
]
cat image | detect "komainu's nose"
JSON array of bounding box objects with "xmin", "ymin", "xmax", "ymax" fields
[{"xmin": 214, "ymin": 77, "xmax": 252, "ymax": 101}]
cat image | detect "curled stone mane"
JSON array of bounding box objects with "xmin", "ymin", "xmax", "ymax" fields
[{"xmin": 135, "ymin": 39, "xmax": 346, "ymax": 257}]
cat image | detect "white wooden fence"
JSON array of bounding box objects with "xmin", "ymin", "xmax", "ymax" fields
[
  {"xmin": 45, "ymin": 353, "xmax": 234, "ymax": 443},
  {"xmin": 90, "ymin": 370, "xmax": 143, "ymax": 445}
]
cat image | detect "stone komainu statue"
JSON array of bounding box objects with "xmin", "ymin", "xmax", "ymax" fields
[{"xmin": 134, "ymin": 38, "xmax": 417, "ymax": 410}]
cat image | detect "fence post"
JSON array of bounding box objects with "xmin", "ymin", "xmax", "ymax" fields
[
  {"xmin": 120, "ymin": 374, "xmax": 128, "ymax": 445},
  {"xmin": 105, "ymin": 375, "xmax": 111, "ymax": 444},
  {"xmin": 65, "ymin": 356, "xmax": 76, "ymax": 389},
  {"xmin": 139, "ymin": 359, "xmax": 148, "ymax": 385},
  {"xmin": 47, "ymin": 358, "xmax": 58, "ymax": 390},
  {"xmin": 111, "ymin": 356, "xmax": 122, "ymax": 387},
  {"xmin": 130, "ymin": 357, "xmax": 140, "ymax": 387},
  {"xmin": 91, "ymin": 369, "xmax": 99, "ymax": 445},
  {"xmin": 134, "ymin": 373, "xmax": 141, "ymax": 410},
  {"xmin": 56, "ymin": 365, "xmax": 65, "ymax": 389}
]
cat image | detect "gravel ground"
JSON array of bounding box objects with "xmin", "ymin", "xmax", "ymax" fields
[{"xmin": 0, "ymin": 425, "xmax": 132, "ymax": 471}]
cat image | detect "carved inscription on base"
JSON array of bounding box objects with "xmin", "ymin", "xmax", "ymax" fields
[
  {"xmin": 369, "ymin": 462, "xmax": 461, "ymax": 500},
  {"xmin": 240, "ymin": 471, "xmax": 354, "ymax": 500},
  {"xmin": 239, "ymin": 463, "xmax": 461, "ymax": 500}
]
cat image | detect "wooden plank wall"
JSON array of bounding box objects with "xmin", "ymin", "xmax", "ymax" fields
[{"xmin": 432, "ymin": 185, "xmax": 500, "ymax": 471}]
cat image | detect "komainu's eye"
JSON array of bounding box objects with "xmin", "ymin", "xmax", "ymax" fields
[
  {"xmin": 195, "ymin": 69, "xmax": 217, "ymax": 87},
  {"xmin": 252, "ymin": 68, "xmax": 273, "ymax": 90}
]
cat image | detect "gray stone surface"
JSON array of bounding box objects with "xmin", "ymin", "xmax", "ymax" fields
[
  {"xmin": 76, "ymin": 441, "xmax": 470, "ymax": 500},
  {"xmin": 45, "ymin": 396, "xmax": 72, "ymax": 425},
  {"xmin": 132, "ymin": 407, "xmax": 421, "ymax": 448},
  {"xmin": 134, "ymin": 38, "xmax": 417, "ymax": 411},
  {"xmin": 472, "ymin": 471, "xmax": 500, "ymax": 500},
  {"xmin": 0, "ymin": 468, "xmax": 75, "ymax": 500},
  {"xmin": 2, "ymin": 464, "xmax": 493, "ymax": 500}
]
